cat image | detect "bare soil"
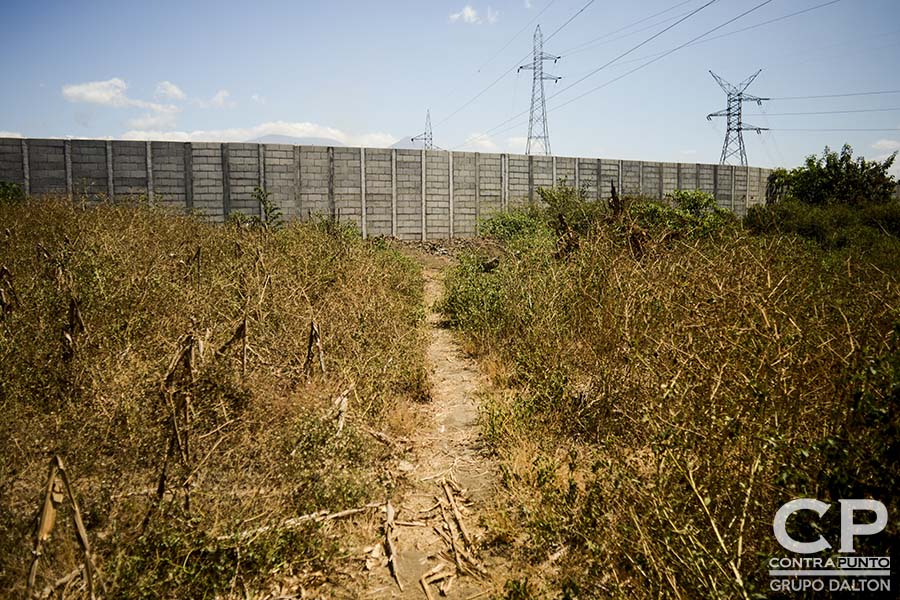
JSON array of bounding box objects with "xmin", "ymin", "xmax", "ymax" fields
[{"xmin": 357, "ymin": 253, "xmax": 508, "ymax": 599}]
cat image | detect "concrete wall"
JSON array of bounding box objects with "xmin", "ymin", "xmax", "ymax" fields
[{"xmin": 0, "ymin": 137, "xmax": 774, "ymax": 239}]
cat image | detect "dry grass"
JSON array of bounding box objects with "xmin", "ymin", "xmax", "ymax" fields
[
  {"xmin": 442, "ymin": 200, "xmax": 900, "ymax": 598},
  {"xmin": 0, "ymin": 198, "xmax": 427, "ymax": 598}
]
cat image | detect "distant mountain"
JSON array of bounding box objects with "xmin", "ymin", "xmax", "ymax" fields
[
  {"xmin": 390, "ymin": 136, "xmax": 425, "ymax": 150},
  {"xmin": 247, "ymin": 134, "xmax": 345, "ymax": 146}
]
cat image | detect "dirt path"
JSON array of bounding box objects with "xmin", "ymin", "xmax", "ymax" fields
[{"xmin": 360, "ymin": 257, "xmax": 506, "ymax": 599}]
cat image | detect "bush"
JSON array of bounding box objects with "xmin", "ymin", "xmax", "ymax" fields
[
  {"xmin": 631, "ymin": 189, "xmax": 735, "ymax": 237},
  {"xmin": 442, "ymin": 206, "xmax": 900, "ymax": 598},
  {"xmin": 745, "ymin": 198, "xmax": 900, "ymax": 268},
  {"xmin": 0, "ymin": 181, "xmax": 24, "ymax": 204},
  {"xmin": 768, "ymin": 144, "xmax": 897, "ymax": 206},
  {"xmin": 0, "ymin": 198, "xmax": 427, "ymax": 597}
]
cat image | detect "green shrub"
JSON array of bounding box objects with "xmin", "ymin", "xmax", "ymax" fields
[
  {"xmin": 0, "ymin": 181, "xmax": 24, "ymax": 204},
  {"xmin": 479, "ymin": 205, "xmax": 548, "ymax": 241},
  {"xmin": 442, "ymin": 210, "xmax": 900, "ymax": 597},
  {"xmin": 768, "ymin": 143, "xmax": 897, "ymax": 206},
  {"xmin": 631, "ymin": 189, "xmax": 735, "ymax": 237},
  {"xmin": 537, "ymin": 182, "xmax": 606, "ymax": 239}
]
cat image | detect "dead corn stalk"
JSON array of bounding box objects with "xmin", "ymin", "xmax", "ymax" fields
[
  {"xmin": 0, "ymin": 265, "xmax": 19, "ymax": 320},
  {"xmin": 385, "ymin": 500, "xmax": 403, "ymax": 591},
  {"xmin": 303, "ymin": 320, "xmax": 326, "ymax": 377},
  {"xmin": 27, "ymin": 456, "xmax": 104, "ymax": 600},
  {"xmin": 143, "ymin": 333, "xmax": 197, "ymax": 530}
]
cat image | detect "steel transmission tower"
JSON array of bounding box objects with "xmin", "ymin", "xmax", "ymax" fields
[
  {"xmin": 411, "ymin": 109, "xmax": 434, "ymax": 150},
  {"xmin": 518, "ymin": 26, "xmax": 560, "ymax": 155},
  {"xmin": 706, "ymin": 70, "xmax": 768, "ymax": 166}
]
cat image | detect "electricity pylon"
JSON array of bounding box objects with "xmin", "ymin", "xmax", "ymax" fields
[
  {"xmin": 518, "ymin": 25, "xmax": 560, "ymax": 155},
  {"xmin": 706, "ymin": 70, "xmax": 768, "ymax": 166},
  {"xmin": 411, "ymin": 109, "xmax": 434, "ymax": 150}
]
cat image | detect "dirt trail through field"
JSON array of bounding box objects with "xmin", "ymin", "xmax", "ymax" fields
[{"xmin": 360, "ymin": 254, "xmax": 507, "ymax": 599}]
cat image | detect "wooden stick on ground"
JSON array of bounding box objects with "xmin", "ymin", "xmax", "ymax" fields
[
  {"xmin": 385, "ymin": 500, "xmax": 403, "ymax": 591},
  {"xmin": 439, "ymin": 501, "xmax": 466, "ymax": 574},
  {"xmin": 419, "ymin": 563, "xmax": 446, "ymax": 600},
  {"xmin": 443, "ymin": 479, "xmax": 473, "ymax": 549},
  {"xmin": 220, "ymin": 502, "xmax": 382, "ymax": 541}
]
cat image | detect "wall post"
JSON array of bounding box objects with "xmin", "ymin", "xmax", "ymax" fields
[
  {"xmin": 528, "ymin": 154, "xmax": 534, "ymax": 203},
  {"xmin": 746, "ymin": 165, "xmax": 751, "ymax": 209},
  {"xmin": 327, "ymin": 146, "xmax": 335, "ymax": 220},
  {"xmin": 21, "ymin": 139, "xmax": 30, "ymax": 195},
  {"xmin": 658, "ymin": 163, "xmax": 664, "ymax": 199},
  {"xmin": 360, "ymin": 147, "xmax": 367, "ymax": 239},
  {"xmin": 293, "ymin": 145, "xmax": 301, "ymax": 220},
  {"xmin": 183, "ymin": 142, "xmax": 193, "ymax": 212},
  {"xmin": 552, "ymin": 155, "xmax": 557, "ymax": 186},
  {"xmin": 713, "ymin": 164, "xmax": 719, "ymax": 204},
  {"xmin": 421, "ymin": 149, "xmax": 426, "ymax": 241},
  {"xmin": 475, "ymin": 152, "xmax": 481, "ymax": 234},
  {"xmin": 146, "ymin": 141, "xmax": 154, "ymax": 204},
  {"xmin": 448, "ymin": 151, "xmax": 454, "ymax": 239},
  {"xmin": 391, "ymin": 149, "xmax": 397, "ymax": 237},
  {"xmin": 106, "ymin": 140, "xmax": 114, "ymax": 201},
  {"xmin": 64, "ymin": 139, "xmax": 73, "ymax": 201},
  {"xmin": 617, "ymin": 159, "xmax": 623, "ymax": 195},
  {"xmin": 730, "ymin": 165, "xmax": 736, "ymax": 212},
  {"xmin": 221, "ymin": 143, "xmax": 232, "ymax": 217},
  {"xmin": 501, "ymin": 153, "xmax": 508, "ymax": 211}
]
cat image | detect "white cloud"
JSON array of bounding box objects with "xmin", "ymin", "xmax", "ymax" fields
[
  {"xmin": 462, "ymin": 132, "xmax": 498, "ymax": 151},
  {"xmin": 525, "ymin": 0, "xmax": 532, "ymax": 8},
  {"xmin": 193, "ymin": 89, "xmax": 236, "ymax": 109},
  {"xmin": 62, "ymin": 77, "xmax": 174, "ymax": 113},
  {"xmin": 450, "ymin": 5, "xmax": 479, "ymax": 23},
  {"xmin": 63, "ymin": 77, "xmax": 131, "ymax": 107},
  {"xmin": 873, "ymin": 139, "xmax": 900, "ymax": 152},
  {"xmin": 128, "ymin": 106, "xmax": 179, "ymax": 130},
  {"xmin": 450, "ymin": 5, "xmax": 497, "ymax": 25},
  {"xmin": 0, "ymin": 131, "xmax": 24, "ymax": 138},
  {"xmin": 155, "ymin": 80, "xmax": 186, "ymax": 100},
  {"xmin": 210, "ymin": 90, "xmax": 233, "ymax": 108},
  {"xmin": 121, "ymin": 120, "xmax": 396, "ymax": 147},
  {"xmin": 507, "ymin": 136, "xmax": 527, "ymax": 152},
  {"xmin": 250, "ymin": 93, "xmax": 266, "ymax": 104},
  {"xmin": 63, "ymin": 78, "xmax": 181, "ymax": 130}
]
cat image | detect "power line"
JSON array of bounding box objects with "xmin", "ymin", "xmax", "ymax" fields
[
  {"xmin": 747, "ymin": 107, "xmax": 900, "ymax": 116},
  {"xmin": 462, "ymin": 0, "xmax": 724, "ymax": 145},
  {"xmin": 689, "ymin": 0, "xmax": 841, "ymax": 47},
  {"xmin": 558, "ymin": 0, "xmax": 697, "ymax": 56},
  {"xmin": 547, "ymin": 0, "xmax": 776, "ymax": 113},
  {"xmin": 548, "ymin": 0, "xmax": 721, "ymax": 103},
  {"xmin": 770, "ymin": 90, "xmax": 900, "ymax": 100},
  {"xmin": 475, "ymin": 0, "xmax": 558, "ymax": 73},
  {"xmin": 464, "ymin": 0, "xmax": 776, "ymax": 146},
  {"xmin": 770, "ymin": 128, "xmax": 900, "ymax": 132},
  {"xmin": 560, "ymin": 0, "xmax": 845, "ymax": 76},
  {"xmin": 433, "ymin": 0, "xmax": 596, "ymax": 128}
]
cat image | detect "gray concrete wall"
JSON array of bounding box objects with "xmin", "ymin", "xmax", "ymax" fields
[{"xmin": 0, "ymin": 137, "xmax": 774, "ymax": 237}]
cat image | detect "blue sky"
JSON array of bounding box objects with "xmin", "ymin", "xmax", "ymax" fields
[{"xmin": 2, "ymin": 0, "xmax": 899, "ymax": 173}]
